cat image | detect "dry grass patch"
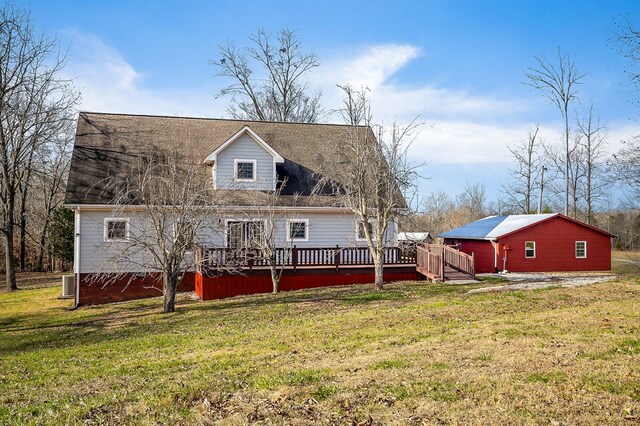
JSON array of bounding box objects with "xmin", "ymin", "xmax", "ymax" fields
[{"xmin": 0, "ymin": 275, "xmax": 639, "ymax": 424}]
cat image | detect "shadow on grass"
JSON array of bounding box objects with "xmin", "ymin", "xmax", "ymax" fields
[
  {"xmin": 0, "ymin": 280, "xmax": 477, "ymax": 357},
  {"xmin": 185, "ymin": 280, "xmax": 476, "ymax": 314}
]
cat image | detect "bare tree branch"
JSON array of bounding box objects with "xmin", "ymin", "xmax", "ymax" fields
[
  {"xmin": 525, "ymin": 48, "xmax": 584, "ymax": 217},
  {"xmin": 213, "ymin": 28, "xmax": 322, "ymax": 123},
  {"xmin": 0, "ymin": 3, "xmax": 78, "ymax": 289},
  {"xmin": 318, "ymin": 85, "xmax": 420, "ymax": 289}
]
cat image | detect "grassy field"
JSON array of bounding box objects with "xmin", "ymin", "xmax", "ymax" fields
[{"xmin": 0, "ymin": 265, "xmax": 638, "ymax": 424}]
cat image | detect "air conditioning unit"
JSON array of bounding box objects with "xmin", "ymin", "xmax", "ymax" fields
[{"xmin": 61, "ymin": 275, "xmax": 74, "ymax": 298}]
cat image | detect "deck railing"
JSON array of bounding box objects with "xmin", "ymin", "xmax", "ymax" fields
[
  {"xmin": 416, "ymin": 244, "xmax": 475, "ymax": 281},
  {"xmin": 196, "ymin": 245, "xmax": 416, "ymax": 273},
  {"xmin": 443, "ymin": 245, "xmax": 475, "ymax": 279}
]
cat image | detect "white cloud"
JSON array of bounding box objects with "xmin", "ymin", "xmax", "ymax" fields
[
  {"xmin": 319, "ymin": 44, "xmax": 525, "ymax": 120},
  {"xmin": 60, "ymin": 33, "xmax": 636, "ymax": 172},
  {"xmin": 412, "ymin": 121, "xmax": 527, "ymax": 164},
  {"xmin": 318, "ymin": 44, "xmax": 635, "ymax": 168},
  {"xmin": 335, "ymin": 44, "xmax": 421, "ymax": 90},
  {"xmin": 62, "ymin": 30, "xmax": 225, "ymax": 117}
]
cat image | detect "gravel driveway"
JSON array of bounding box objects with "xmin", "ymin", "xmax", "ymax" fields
[{"xmin": 467, "ymin": 272, "xmax": 618, "ymax": 293}]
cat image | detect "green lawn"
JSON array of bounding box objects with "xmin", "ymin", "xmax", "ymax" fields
[{"xmin": 1, "ymin": 272, "xmax": 639, "ymax": 424}]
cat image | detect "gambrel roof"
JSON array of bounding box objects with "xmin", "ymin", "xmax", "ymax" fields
[{"xmin": 65, "ymin": 112, "xmax": 375, "ymax": 206}]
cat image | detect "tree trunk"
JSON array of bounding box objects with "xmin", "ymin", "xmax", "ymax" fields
[
  {"xmin": 270, "ymin": 264, "xmax": 280, "ymax": 294},
  {"xmin": 374, "ymin": 255, "xmax": 384, "ymax": 290},
  {"xmin": 163, "ymin": 273, "xmax": 178, "ymax": 313},
  {"xmin": 4, "ymin": 228, "xmax": 17, "ymax": 291},
  {"xmin": 564, "ymin": 112, "xmax": 570, "ymax": 217},
  {"xmin": 19, "ymin": 211, "xmax": 26, "ymax": 271},
  {"xmin": 36, "ymin": 213, "xmax": 52, "ymax": 271},
  {"xmin": 4, "ymin": 199, "xmax": 17, "ymax": 290}
]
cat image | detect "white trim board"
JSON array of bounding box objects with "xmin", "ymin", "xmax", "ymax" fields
[{"xmin": 204, "ymin": 126, "xmax": 285, "ymax": 164}]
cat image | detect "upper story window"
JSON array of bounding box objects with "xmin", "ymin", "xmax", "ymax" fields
[
  {"xmin": 287, "ymin": 219, "xmax": 309, "ymax": 241},
  {"xmin": 235, "ymin": 159, "xmax": 256, "ymax": 181},
  {"xmin": 524, "ymin": 241, "xmax": 536, "ymax": 258},
  {"xmin": 575, "ymin": 241, "xmax": 587, "ymax": 258},
  {"xmin": 104, "ymin": 218, "xmax": 129, "ymax": 242}
]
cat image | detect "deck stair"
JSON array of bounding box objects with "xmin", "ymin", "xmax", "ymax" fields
[{"xmin": 416, "ymin": 244, "xmax": 475, "ymax": 282}]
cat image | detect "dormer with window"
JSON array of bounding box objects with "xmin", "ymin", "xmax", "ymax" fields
[{"xmin": 204, "ymin": 126, "xmax": 285, "ymax": 191}]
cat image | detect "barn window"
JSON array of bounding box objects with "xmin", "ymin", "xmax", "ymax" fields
[
  {"xmin": 575, "ymin": 241, "xmax": 587, "ymax": 258},
  {"xmin": 524, "ymin": 241, "xmax": 536, "ymax": 258}
]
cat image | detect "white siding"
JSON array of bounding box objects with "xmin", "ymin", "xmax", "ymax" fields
[
  {"xmin": 215, "ymin": 134, "xmax": 274, "ymax": 190},
  {"xmin": 77, "ymin": 209, "xmax": 398, "ymax": 273}
]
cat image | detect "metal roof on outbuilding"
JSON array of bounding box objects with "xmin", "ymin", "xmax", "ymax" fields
[{"xmin": 438, "ymin": 214, "xmax": 557, "ymax": 240}]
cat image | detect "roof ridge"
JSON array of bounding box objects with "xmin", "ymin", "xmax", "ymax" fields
[{"xmin": 78, "ymin": 111, "xmax": 364, "ymax": 129}]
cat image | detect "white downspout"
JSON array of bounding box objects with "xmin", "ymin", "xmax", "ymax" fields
[{"xmin": 73, "ymin": 207, "xmax": 81, "ymax": 308}]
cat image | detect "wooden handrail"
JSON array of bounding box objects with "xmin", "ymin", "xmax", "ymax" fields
[{"xmin": 416, "ymin": 243, "xmax": 475, "ymax": 280}]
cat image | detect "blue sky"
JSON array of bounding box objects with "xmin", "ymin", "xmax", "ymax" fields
[{"xmin": 21, "ymin": 0, "xmax": 640, "ymax": 207}]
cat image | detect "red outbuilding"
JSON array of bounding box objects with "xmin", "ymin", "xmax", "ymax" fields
[{"xmin": 438, "ymin": 214, "xmax": 615, "ymax": 273}]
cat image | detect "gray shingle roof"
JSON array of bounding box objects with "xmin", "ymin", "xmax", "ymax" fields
[{"xmin": 65, "ymin": 112, "xmax": 380, "ymax": 206}]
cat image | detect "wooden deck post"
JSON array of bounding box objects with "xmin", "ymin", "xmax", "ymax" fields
[
  {"xmin": 335, "ymin": 245, "xmax": 341, "ymax": 272},
  {"xmin": 440, "ymin": 251, "xmax": 445, "ymax": 282},
  {"xmin": 248, "ymin": 249, "xmax": 254, "ymax": 271},
  {"xmin": 292, "ymin": 245, "xmax": 298, "ymax": 272},
  {"xmin": 471, "ymin": 252, "xmax": 475, "ymax": 279}
]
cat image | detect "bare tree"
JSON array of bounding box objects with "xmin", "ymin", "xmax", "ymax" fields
[
  {"xmin": 213, "ymin": 28, "xmax": 322, "ymax": 123},
  {"xmin": 458, "ymin": 183, "xmax": 487, "ymax": 222},
  {"xmin": 576, "ymin": 103, "xmax": 609, "ymax": 224},
  {"xmin": 544, "ymin": 135, "xmax": 586, "ymax": 219},
  {"xmin": 30, "ymin": 121, "xmax": 74, "ymax": 270},
  {"xmin": 614, "ymin": 18, "xmax": 640, "ymax": 96},
  {"xmin": 0, "ymin": 4, "xmax": 77, "ymax": 290},
  {"xmin": 419, "ymin": 189, "xmax": 456, "ymax": 236},
  {"xmin": 612, "ymin": 20, "xmax": 640, "ymax": 206},
  {"xmin": 526, "ymin": 49, "xmax": 583, "ymax": 216},
  {"xmin": 611, "ymin": 137, "xmax": 640, "ymax": 206},
  {"xmin": 322, "ymin": 85, "xmax": 418, "ymax": 290},
  {"xmin": 236, "ymin": 180, "xmax": 299, "ymax": 294},
  {"xmin": 99, "ymin": 150, "xmax": 223, "ymax": 313},
  {"xmin": 502, "ymin": 125, "xmax": 541, "ymax": 213}
]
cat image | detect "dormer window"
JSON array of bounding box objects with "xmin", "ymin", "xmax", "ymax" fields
[{"xmin": 235, "ymin": 159, "xmax": 256, "ymax": 181}]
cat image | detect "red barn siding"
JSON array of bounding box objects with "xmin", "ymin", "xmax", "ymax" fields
[
  {"xmin": 76, "ymin": 267, "xmax": 422, "ymax": 305},
  {"xmin": 195, "ymin": 267, "xmax": 422, "ymax": 300},
  {"xmin": 445, "ymin": 216, "xmax": 611, "ymax": 273},
  {"xmin": 76, "ymin": 272, "xmax": 195, "ymax": 305},
  {"xmin": 498, "ymin": 218, "xmax": 611, "ymax": 272}
]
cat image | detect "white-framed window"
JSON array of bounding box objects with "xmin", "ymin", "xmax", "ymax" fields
[
  {"xmin": 286, "ymin": 219, "xmax": 309, "ymax": 242},
  {"xmin": 104, "ymin": 218, "xmax": 129, "ymax": 242},
  {"xmin": 234, "ymin": 159, "xmax": 256, "ymax": 181},
  {"xmin": 225, "ymin": 219, "xmax": 265, "ymax": 249},
  {"xmin": 524, "ymin": 241, "xmax": 536, "ymax": 258},
  {"xmin": 575, "ymin": 241, "xmax": 587, "ymax": 258},
  {"xmin": 356, "ymin": 220, "xmax": 375, "ymax": 241}
]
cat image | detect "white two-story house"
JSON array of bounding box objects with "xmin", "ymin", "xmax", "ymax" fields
[{"xmin": 65, "ymin": 112, "xmax": 414, "ymax": 305}]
